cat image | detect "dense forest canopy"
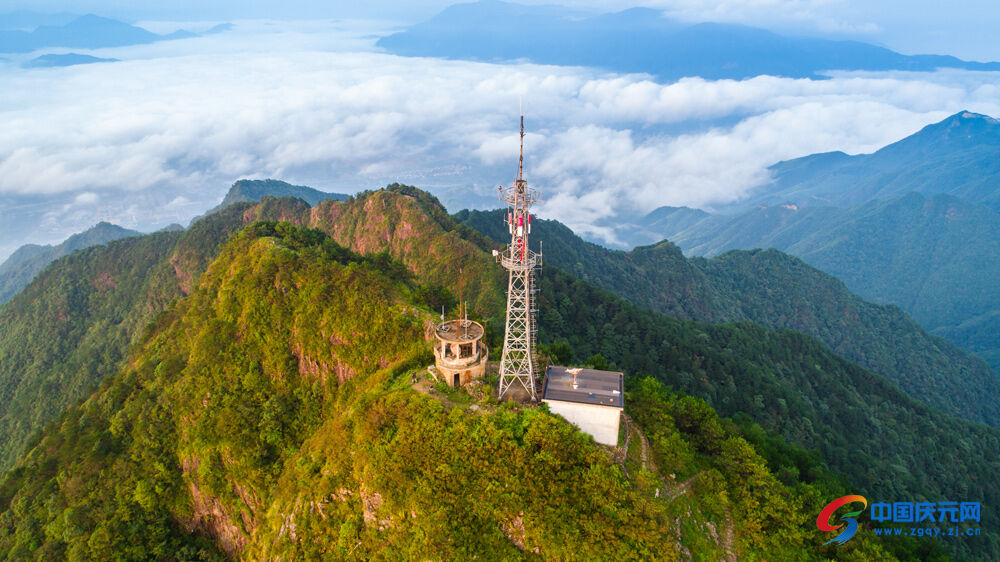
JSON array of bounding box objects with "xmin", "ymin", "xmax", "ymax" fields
[
  {"xmin": 456, "ymin": 208, "xmax": 1000, "ymax": 428},
  {"xmin": 0, "ymin": 186, "xmax": 991, "ymax": 559},
  {"xmin": 0, "ymin": 221, "xmax": 930, "ymax": 560}
]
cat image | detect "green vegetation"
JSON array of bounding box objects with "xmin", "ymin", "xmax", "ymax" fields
[
  {"xmin": 0, "ymin": 231, "xmax": 181, "ymax": 471},
  {"xmin": 535, "ymin": 267, "xmax": 999, "ymax": 560},
  {"xmin": 0, "ymin": 199, "xmax": 309, "ymax": 472},
  {"xmin": 313, "ymin": 185, "xmax": 504, "ymax": 315},
  {"xmin": 0, "ymin": 185, "xmax": 992, "ymax": 559},
  {"xmin": 0, "ymin": 189, "xmax": 487, "ymax": 475},
  {"xmin": 0, "ymin": 223, "xmax": 424, "ymax": 560},
  {"xmin": 627, "ymin": 377, "xmax": 949, "ymax": 561},
  {"xmin": 0, "ymin": 221, "xmax": 140, "ymax": 303},
  {"xmin": 457, "ymin": 207, "xmax": 1000, "ymax": 428},
  {"xmin": 935, "ymin": 311, "xmax": 1000, "ymax": 375},
  {"xmin": 0, "ymin": 222, "xmax": 919, "ymax": 560}
]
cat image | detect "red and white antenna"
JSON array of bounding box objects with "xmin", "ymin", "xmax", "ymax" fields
[{"xmin": 496, "ymin": 111, "xmax": 542, "ymax": 400}]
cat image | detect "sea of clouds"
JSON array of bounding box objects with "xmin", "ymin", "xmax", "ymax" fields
[{"xmin": 2, "ymin": 17, "xmax": 1000, "ymax": 256}]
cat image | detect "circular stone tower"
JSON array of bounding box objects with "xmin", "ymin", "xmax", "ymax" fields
[{"xmin": 433, "ymin": 319, "xmax": 488, "ymax": 387}]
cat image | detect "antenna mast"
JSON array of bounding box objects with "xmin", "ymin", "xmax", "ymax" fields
[
  {"xmin": 496, "ymin": 112, "xmax": 542, "ymax": 400},
  {"xmin": 517, "ymin": 114, "xmax": 525, "ymax": 182}
]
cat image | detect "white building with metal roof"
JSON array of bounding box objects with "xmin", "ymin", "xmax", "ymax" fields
[{"xmin": 542, "ymin": 365, "xmax": 623, "ymax": 446}]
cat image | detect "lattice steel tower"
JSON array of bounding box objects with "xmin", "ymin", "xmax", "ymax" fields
[{"xmin": 496, "ymin": 115, "xmax": 542, "ymax": 400}]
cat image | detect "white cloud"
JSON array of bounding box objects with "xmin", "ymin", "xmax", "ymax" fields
[
  {"xmin": 531, "ymin": 101, "xmax": 941, "ymax": 237},
  {"xmin": 73, "ymin": 192, "xmax": 98, "ymax": 205},
  {"xmin": 164, "ymin": 195, "xmax": 194, "ymax": 210},
  {"xmin": 524, "ymin": 73, "xmax": 997, "ymax": 238},
  {"xmin": 2, "ymin": 19, "xmax": 1000, "ymax": 255}
]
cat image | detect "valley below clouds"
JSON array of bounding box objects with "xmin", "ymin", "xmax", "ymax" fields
[{"xmin": 3, "ymin": 17, "xmax": 1000, "ymax": 255}]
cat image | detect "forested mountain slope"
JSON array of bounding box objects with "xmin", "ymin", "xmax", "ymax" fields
[
  {"xmin": 0, "ymin": 199, "xmax": 310, "ymax": 470},
  {"xmin": 640, "ymin": 192, "xmax": 1000, "ymax": 375},
  {"xmin": 629, "ymin": 113, "xmax": 1000, "ymax": 374},
  {"xmin": 0, "ymin": 221, "xmax": 139, "ymax": 303},
  {"xmin": 457, "ymin": 208, "xmax": 1000, "ymax": 428},
  {"xmin": 533, "ymin": 265, "xmax": 1000, "ymax": 561},
  {"xmin": 0, "ymin": 186, "xmax": 993, "ymax": 558},
  {"xmin": 0, "ymin": 222, "xmax": 921, "ymax": 560}
]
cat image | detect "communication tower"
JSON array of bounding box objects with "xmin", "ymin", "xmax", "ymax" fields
[{"xmin": 495, "ymin": 116, "xmax": 542, "ymax": 400}]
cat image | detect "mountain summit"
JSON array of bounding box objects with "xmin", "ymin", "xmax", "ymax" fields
[
  {"xmin": 746, "ymin": 110, "xmax": 1000, "ymax": 210},
  {"xmin": 877, "ymin": 110, "xmax": 1000, "ymax": 157},
  {"xmin": 214, "ymin": 179, "xmax": 349, "ymax": 211},
  {"xmin": 0, "ymin": 14, "xmax": 198, "ymax": 53}
]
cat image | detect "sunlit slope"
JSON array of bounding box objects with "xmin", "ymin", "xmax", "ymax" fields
[
  {"xmin": 0, "ymin": 221, "xmax": 140, "ymax": 304},
  {"xmin": 0, "ymin": 185, "xmax": 993, "ymax": 558},
  {"xmin": 0, "ymin": 222, "xmax": 916, "ymax": 560},
  {"xmin": 0, "ymin": 200, "xmax": 310, "ymax": 471}
]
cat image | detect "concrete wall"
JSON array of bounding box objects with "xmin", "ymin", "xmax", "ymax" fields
[
  {"xmin": 437, "ymin": 360, "xmax": 486, "ymax": 387},
  {"xmin": 543, "ymin": 400, "xmax": 621, "ymax": 446},
  {"xmin": 433, "ymin": 343, "xmax": 488, "ymax": 387}
]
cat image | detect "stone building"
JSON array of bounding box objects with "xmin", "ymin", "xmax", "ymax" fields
[{"xmin": 433, "ymin": 319, "xmax": 488, "ymax": 387}]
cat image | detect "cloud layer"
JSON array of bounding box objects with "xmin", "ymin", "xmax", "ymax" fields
[{"xmin": 2, "ymin": 20, "xmax": 1000, "ymax": 254}]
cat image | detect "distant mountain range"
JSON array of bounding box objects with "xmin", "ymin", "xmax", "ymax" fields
[
  {"xmin": 23, "ymin": 52, "xmax": 118, "ymax": 67},
  {"xmin": 209, "ymin": 178, "xmax": 349, "ymax": 213},
  {"xmin": 0, "ymin": 222, "xmax": 139, "ymax": 303},
  {"xmin": 378, "ymin": 0, "xmax": 1000, "ymax": 80},
  {"xmin": 628, "ymin": 111, "xmax": 1000, "ymax": 372},
  {"xmin": 741, "ymin": 111, "xmax": 1000, "ymax": 210},
  {"xmin": 0, "ymin": 13, "xmax": 224, "ymax": 53}
]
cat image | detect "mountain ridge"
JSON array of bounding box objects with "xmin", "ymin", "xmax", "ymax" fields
[
  {"xmin": 742, "ymin": 110, "xmax": 1000, "ymax": 211},
  {"xmin": 0, "ymin": 190, "xmax": 971, "ymax": 559},
  {"xmin": 0, "ymin": 13, "xmax": 197, "ymax": 53},
  {"xmin": 640, "ymin": 193, "xmax": 1000, "ymax": 374},
  {"xmin": 458, "ymin": 207, "xmax": 1000, "ymax": 428},
  {"xmin": 24, "ymin": 52, "xmax": 118, "ymax": 67},
  {"xmin": 0, "ymin": 221, "xmax": 140, "ymax": 303},
  {"xmin": 208, "ymin": 178, "xmax": 349, "ymax": 215},
  {"xmin": 626, "ymin": 110, "xmax": 1000, "ymax": 373},
  {"xmin": 0, "ymin": 200, "xmax": 318, "ymax": 470},
  {"xmin": 378, "ymin": 0, "xmax": 1000, "ymax": 80}
]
